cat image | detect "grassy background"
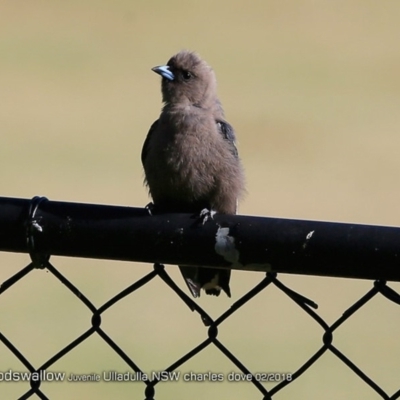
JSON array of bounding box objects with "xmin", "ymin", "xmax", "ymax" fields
[{"xmin": 1, "ymin": 1, "xmax": 400, "ymax": 399}]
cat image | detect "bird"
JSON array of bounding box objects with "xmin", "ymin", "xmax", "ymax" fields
[{"xmin": 141, "ymin": 50, "xmax": 245, "ymax": 298}]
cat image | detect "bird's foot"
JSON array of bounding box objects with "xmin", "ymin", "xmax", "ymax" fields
[
  {"xmin": 199, "ymin": 208, "xmax": 216, "ymax": 225},
  {"xmin": 145, "ymin": 202, "xmax": 155, "ymax": 216}
]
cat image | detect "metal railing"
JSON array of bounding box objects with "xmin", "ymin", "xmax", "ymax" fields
[{"xmin": 1, "ymin": 196, "xmax": 399, "ymax": 400}]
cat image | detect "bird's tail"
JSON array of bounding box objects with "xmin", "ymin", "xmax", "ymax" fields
[{"xmin": 178, "ymin": 266, "xmax": 231, "ymax": 298}]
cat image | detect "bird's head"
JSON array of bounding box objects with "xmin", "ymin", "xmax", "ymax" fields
[{"xmin": 152, "ymin": 50, "xmax": 217, "ymax": 108}]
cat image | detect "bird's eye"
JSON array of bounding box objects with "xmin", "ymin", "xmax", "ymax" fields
[{"xmin": 182, "ymin": 70, "xmax": 192, "ymax": 80}]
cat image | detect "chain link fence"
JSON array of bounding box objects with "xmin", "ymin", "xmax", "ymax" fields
[{"xmin": 1, "ymin": 196, "xmax": 400, "ymax": 400}]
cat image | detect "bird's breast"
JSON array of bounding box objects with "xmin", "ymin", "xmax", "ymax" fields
[{"xmin": 144, "ymin": 113, "xmax": 225, "ymax": 207}]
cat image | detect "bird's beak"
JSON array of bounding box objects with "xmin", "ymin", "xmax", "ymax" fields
[{"xmin": 152, "ymin": 65, "xmax": 175, "ymax": 81}]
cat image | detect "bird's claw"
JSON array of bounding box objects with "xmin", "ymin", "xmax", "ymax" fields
[
  {"xmin": 199, "ymin": 208, "xmax": 216, "ymax": 225},
  {"xmin": 145, "ymin": 202, "xmax": 155, "ymax": 216}
]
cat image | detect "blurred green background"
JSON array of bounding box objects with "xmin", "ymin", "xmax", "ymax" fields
[{"xmin": 1, "ymin": 1, "xmax": 400, "ymax": 399}]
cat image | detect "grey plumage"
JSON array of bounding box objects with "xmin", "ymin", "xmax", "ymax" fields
[{"xmin": 142, "ymin": 50, "xmax": 245, "ymax": 297}]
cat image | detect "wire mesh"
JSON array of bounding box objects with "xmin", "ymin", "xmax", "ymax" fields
[{"xmin": 1, "ymin": 258, "xmax": 400, "ymax": 399}]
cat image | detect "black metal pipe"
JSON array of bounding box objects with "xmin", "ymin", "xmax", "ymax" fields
[{"xmin": 0, "ymin": 196, "xmax": 399, "ymax": 281}]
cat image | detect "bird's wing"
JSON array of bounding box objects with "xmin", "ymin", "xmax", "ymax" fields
[
  {"xmin": 216, "ymin": 120, "xmax": 240, "ymax": 214},
  {"xmin": 216, "ymin": 120, "xmax": 238, "ymax": 158},
  {"xmin": 141, "ymin": 120, "xmax": 159, "ymax": 166}
]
